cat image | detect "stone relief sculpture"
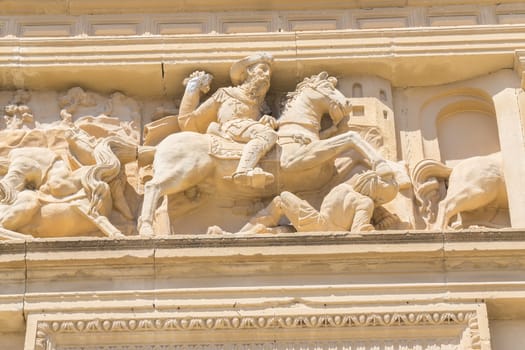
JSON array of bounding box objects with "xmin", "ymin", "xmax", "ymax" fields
[
  {"xmin": 209, "ymin": 169, "xmax": 399, "ymax": 234},
  {"xmin": 0, "ymin": 129, "xmax": 136, "ymax": 239},
  {"xmin": 143, "ymin": 70, "xmax": 213, "ymax": 147},
  {"xmin": 3, "ymin": 89, "xmax": 35, "ymax": 130},
  {"xmin": 0, "ymin": 87, "xmax": 140, "ymax": 240},
  {"xmin": 178, "ymin": 53, "xmax": 278, "ymax": 187},
  {"xmin": 0, "ymin": 52, "xmax": 512, "ymax": 239},
  {"xmin": 138, "ymin": 53, "xmax": 398, "ymax": 236},
  {"xmin": 412, "ymin": 153, "xmax": 507, "ymax": 230}
]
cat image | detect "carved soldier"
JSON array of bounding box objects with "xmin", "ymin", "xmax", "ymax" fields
[
  {"xmin": 177, "ymin": 53, "xmax": 278, "ymax": 187},
  {"xmin": 231, "ymin": 169, "xmax": 399, "ymax": 234},
  {"xmin": 3, "ymin": 90, "xmax": 35, "ymax": 130}
]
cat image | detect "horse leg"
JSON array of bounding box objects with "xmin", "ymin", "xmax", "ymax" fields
[
  {"xmin": 139, "ymin": 163, "xmax": 215, "ymax": 237},
  {"xmin": 139, "ymin": 133, "xmax": 216, "ymax": 236},
  {"xmin": 71, "ymin": 203, "xmax": 125, "ymax": 238},
  {"xmin": 433, "ymin": 185, "xmax": 498, "ymax": 230},
  {"xmin": 139, "ymin": 166, "xmax": 214, "ymax": 237},
  {"xmin": 433, "ymin": 197, "xmax": 457, "ymax": 230},
  {"xmin": 281, "ymin": 130, "xmax": 385, "ymax": 172},
  {"xmin": 138, "ymin": 180, "xmax": 164, "ymax": 237}
]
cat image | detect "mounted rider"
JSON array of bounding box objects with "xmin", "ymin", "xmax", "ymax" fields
[{"xmin": 178, "ymin": 53, "xmax": 278, "ymax": 188}]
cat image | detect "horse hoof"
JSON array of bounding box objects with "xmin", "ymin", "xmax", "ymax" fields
[
  {"xmin": 139, "ymin": 226, "xmax": 155, "ymax": 238},
  {"xmin": 110, "ymin": 232, "xmax": 126, "ymax": 239},
  {"xmin": 207, "ymin": 225, "xmax": 226, "ymax": 235},
  {"xmin": 137, "ymin": 217, "xmax": 155, "ymax": 237},
  {"xmin": 139, "ymin": 231, "xmax": 154, "ymax": 238}
]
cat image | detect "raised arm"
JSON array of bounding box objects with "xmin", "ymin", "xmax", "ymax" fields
[
  {"xmin": 178, "ymin": 91, "xmax": 221, "ymax": 133},
  {"xmin": 179, "ymin": 71, "xmax": 213, "ymax": 116}
]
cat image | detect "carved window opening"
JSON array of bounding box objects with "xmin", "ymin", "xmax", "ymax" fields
[
  {"xmin": 352, "ymin": 83, "xmax": 363, "ymax": 98},
  {"xmin": 379, "ymin": 89, "xmax": 387, "ymax": 102}
]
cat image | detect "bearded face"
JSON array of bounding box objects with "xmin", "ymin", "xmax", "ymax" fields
[{"xmin": 244, "ymin": 63, "xmax": 271, "ymax": 97}]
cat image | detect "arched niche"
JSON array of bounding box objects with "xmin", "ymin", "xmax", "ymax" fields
[
  {"xmin": 352, "ymin": 83, "xmax": 363, "ymax": 98},
  {"xmin": 417, "ymin": 87, "xmax": 509, "ymax": 229},
  {"xmin": 436, "ymin": 100, "xmax": 499, "ymax": 166},
  {"xmin": 419, "ymin": 88, "xmax": 500, "ymax": 165}
]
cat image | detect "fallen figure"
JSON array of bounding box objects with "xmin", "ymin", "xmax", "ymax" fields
[{"xmin": 208, "ymin": 167, "xmax": 399, "ymax": 235}]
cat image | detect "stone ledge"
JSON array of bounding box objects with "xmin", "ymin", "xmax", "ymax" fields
[
  {"xmin": 1, "ymin": 229, "xmax": 522, "ymax": 251},
  {"xmin": 0, "ymin": 230, "xmax": 524, "ymax": 291},
  {"xmin": 0, "ymin": 25, "xmax": 523, "ymax": 96},
  {"xmin": 0, "ymin": 231, "xmax": 523, "ymax": 337},
  {"xmin": 0, "ymin": 0, "xmax": 523, "ymax": 15}
]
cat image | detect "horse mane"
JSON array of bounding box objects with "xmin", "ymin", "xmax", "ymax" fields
[
  {"xmin": 280, "ymin": 71, "xmax": 338, "ymax": 114},
  {"xmin": 81, "ymin": 135, "xmax": 137, "ymax": 215}
]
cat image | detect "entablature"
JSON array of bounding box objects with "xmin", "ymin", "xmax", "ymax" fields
[
  {"xmin": 2, "ymin": 230, "xmax": 525, "ymax": 344},
  {"xmin": 0, "ymin": 25, "xmax": 524, "ymax": 97},
  {"xmin": 0, "ymin": 0, "xmax": 524, "ymax": 15}
]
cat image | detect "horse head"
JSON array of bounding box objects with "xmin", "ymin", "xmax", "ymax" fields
[{"xmin": 279, "ymin": 72, "xmax": 352, "ymax": 132}]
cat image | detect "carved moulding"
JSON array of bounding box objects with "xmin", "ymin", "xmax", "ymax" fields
[{"xmin": 28, "ymin": 304, "xmax": 490, "ymax": 350}]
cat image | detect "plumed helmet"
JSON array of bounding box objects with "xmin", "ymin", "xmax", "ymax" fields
[{"xmin": 229, "ymin": 53, "xmax": 274, "ymax": 85}]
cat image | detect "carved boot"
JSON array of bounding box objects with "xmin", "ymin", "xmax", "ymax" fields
[
  {"xmin": 233, "ymin": 167, "xmax": 274, "ymax": 189},
  {"xmin": 231, "ymin": 139, "xmax": 274, "ymax": 188}
]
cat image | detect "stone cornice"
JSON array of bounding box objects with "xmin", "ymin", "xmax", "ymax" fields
[
  {"xmin": 0, "ymin": 0, "xmax": 523, "ymax": 15},
  {"xmin": 1, "ymin": 3, "xmax": 524, "ymax": 38},
  {"xmin": 4, "ymin": 230, "xmax": 525, "ymax": 289},
  {"xmin": 0, "ymin": 25, "xmax": 524, "ymax": 96}
]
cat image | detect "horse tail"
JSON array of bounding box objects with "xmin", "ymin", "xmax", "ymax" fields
[
  {"xmin": 81, "ymin": 136, "xmax": 137, "ymax": 215},
  {"xmin": 411, "ymin": 159, "xmax": 452, "ymax": 227}
]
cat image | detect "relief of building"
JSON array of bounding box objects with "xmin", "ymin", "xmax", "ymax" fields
[{"xmin": 1, "ymin": 0, "xmax": 525, "ymax": 349}]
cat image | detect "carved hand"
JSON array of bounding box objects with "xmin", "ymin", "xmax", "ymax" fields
[
  {"xmin": 319, "ymin": 125, "xmax": 338, "ymax": 139},
  {"xmin": 183, "ymin": 71, "xmax": 213, "ymax": 94},
  {"xmin": 259, "ymin": 114, "xmax": 278, "ymax": 130}
]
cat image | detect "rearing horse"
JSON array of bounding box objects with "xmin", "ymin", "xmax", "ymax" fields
[{"xmin": 139, "ymin": 72, "xmax": 392, "ymax": 236}]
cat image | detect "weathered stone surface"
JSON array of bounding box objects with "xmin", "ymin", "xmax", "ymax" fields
[
  {"xmin": 0, "ymin": 231, "xmax": 522, "ymax": 348},
  {"xmin": 2, "ymin": 0, "xmax": 525, "ymax": 348}
]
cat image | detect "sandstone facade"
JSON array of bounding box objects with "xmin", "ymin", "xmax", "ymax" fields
[{"xmin": 1, "ymin": 0, "xmax": 525, "ymax": 349}]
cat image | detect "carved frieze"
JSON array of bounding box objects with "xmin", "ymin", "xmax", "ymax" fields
[
  {"xmin": 30, "ymin": 306, "xmax": 487, "ymax": 350},
  {"xmin": 0, "ymin": 50, "xmax": 520, "ymax": 238}
]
